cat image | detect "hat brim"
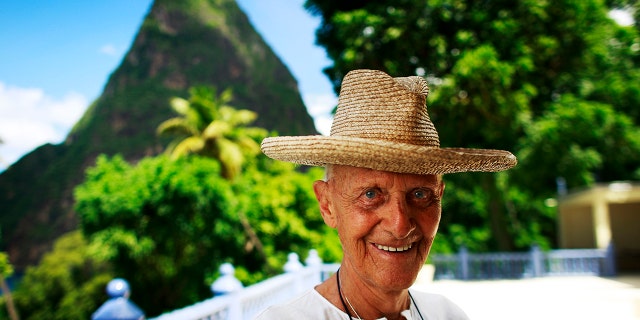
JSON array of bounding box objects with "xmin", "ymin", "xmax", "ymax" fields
[{"xmin": 261, "ymin": 136, "xmax": 517, "ymax": 175}]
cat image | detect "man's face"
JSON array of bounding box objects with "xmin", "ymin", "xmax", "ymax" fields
[{"xmin": 314, "ymin": 165, "xmax": 444, "ymax": 292}]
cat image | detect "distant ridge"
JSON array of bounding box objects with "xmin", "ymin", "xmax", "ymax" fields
[{"xmin": 0, "ymin": 0, "xmax": 318, "ymax": 270}]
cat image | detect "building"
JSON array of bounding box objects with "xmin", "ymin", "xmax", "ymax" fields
[{"xmin": 558, "ymin": 181, "xmax": 640, "ymax": 272}]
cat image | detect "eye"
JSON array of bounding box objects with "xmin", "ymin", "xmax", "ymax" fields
[
  {"xmin": 413, "ymin": 189, "xmax": 429, "ymax": 199},
  {"xmin": 357, "ymin": 188, "xmax": 385, "ymax": 209},
  {"xmin": 364, "ymin": 189, "xmax": 378, "ymax": 199},
  {"xmin": 409, "ymin": 188, "xmax": 437, "ymax": 206}
]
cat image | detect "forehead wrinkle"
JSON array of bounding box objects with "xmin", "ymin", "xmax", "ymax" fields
[{"xmin": 328, "ymin": 165, "xmax": 441, "ymax": 193}]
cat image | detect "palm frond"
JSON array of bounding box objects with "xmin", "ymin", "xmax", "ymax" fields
[
  {"xmin": 170, "ymin": 97, "xmax": 190, "ymax": 115},
  {"xmin": 158, "ymin": 85, "xmax": 268, "ymax": 180},
  {"xmin": 218, "ymin": 88, "xmax": 234, "ymax": 105},
  {"xmin": 228, "ymin": 108, "xmax": 258, "ymax": 126},
  {"xmin": 170, "ymin": 136, "xmax": 205, "ymax": 159},
  {"xmin": 216, "ymin": 138, "xmax": 243, "ymax": 179},
  {"xmin": 157, "ymin": 118, "xmax": 198, "ymax": 136},
  {"xmin": 235, "ymin": 136, "xmax": 261, "ymax": 155},
  {"xmin": 242, "ymin": 127, "xmax": 269, "ymax": 140},
  {"xmin": 202, "ymin": 121, "xmax": 231, "ymax": 139}
]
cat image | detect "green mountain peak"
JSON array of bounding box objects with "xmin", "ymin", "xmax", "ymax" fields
[{"xmin": 0, "ymin": 0, "xmax": 318, "ymax": 270}]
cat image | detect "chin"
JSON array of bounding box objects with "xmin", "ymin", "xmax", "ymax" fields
[
  {"xmin": 375, "ymin": 272, "xmax": 419, "ymax": 291},
  {"xmin": 371, "ymin": 260, "xmax": 423, "ymax": 289}
]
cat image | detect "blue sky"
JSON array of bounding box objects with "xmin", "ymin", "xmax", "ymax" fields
[{"xmin": 0, "ymin": 0, "xmax": 336, "ymax": 170}]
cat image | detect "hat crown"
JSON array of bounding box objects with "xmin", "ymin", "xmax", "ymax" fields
[
  {"xmin": 330, "ymin": 69, "xmax": 440, "ymax": 148},
  {"xmin": 260, "ymin": 69, "xmax": 517, "ymax": 175}
]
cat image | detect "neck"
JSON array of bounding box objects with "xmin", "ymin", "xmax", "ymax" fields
[{"xmin": 335, "ymin": 267, "xmax": 410, "ymax": 320}]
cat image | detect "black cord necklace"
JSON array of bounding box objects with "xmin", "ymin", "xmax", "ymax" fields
[
  {"xmin": 336, "ymin": 268, "xmax": 355, "ymax": 319},
  {"xmin": 409, "ymin": 291, "xmax": 425, "ymax": 320},
  {"xmin": 335, "ymin": 268, "xmax": 425, "ymax": 320}
]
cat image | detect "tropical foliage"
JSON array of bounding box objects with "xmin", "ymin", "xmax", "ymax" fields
[
  {"xmin": 0, "ymin": 0, "xmax": 319, "ymax": 275},
  {"xmin": 157, "ymin": 86, "xmax": 267, "ymax": 180},
  {"xmin": 304, "ymin": 0, "xmax": 640, "ymax": 251},
  {"xmin": 234, "ymin": 159, "xmax": 343, "ymax": 273},
  {"xmin": 70, "ymin": 152, "xmax": 338, "ymax": 317},
  {"xmin": 2, "ymin": 81, "xmax": 333, "ymax": 317},
  {"xmin": 0, "ymin": 231, "xmax": 112, "ymax": 320},
  {"xmin": 75, "ymin": 155, "xmax": 240, "ymax": 315},
  {"xmin": 9, "ymin": 1, "xmax": 640, "ymax": 317},
  {"xmin": 0, "ymin": 252, "xmax": 18, "ymax": 320}
]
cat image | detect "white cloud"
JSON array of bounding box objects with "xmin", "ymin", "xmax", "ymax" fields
[
  {"xmin": 0, "ymin": 82, "xmax": 87, "ymax": 169},
  {"xmin": 303, "ymin": 93, "xmax": 336, "ymax": 136},
  {"xmin": 99, "ymin": 44, "xmax": 118, "ymax": 56}
]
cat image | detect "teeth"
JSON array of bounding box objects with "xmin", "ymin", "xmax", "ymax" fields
[{"xmin": 376, "ymin": 243, "xmax": 412, "ymax": 252}]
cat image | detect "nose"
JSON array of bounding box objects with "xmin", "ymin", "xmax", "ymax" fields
[{"xmin": 381, "ymin": 197, "xmax": 416, "ymax": 239}]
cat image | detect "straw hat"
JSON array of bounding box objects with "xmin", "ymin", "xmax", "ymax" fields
[{"xmin": 261, "ymin": 69, "xmax": 517, "ymax": 175}]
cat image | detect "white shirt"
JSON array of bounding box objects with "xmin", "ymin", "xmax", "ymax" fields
[{"xmin": 254, "ymin": 288, "xmax": 470, "ymax": 319}]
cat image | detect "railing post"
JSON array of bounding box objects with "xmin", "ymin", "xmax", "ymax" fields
[
  {"xmin": 531, "ymin": 244, "xmax": 543, "ymax": 277},
  {"xmin": 603, "ymin": 242, "xmax": 616, "ymax": 277},
  {"xmin": 459, "ymin": 246, "xmax": 469, "ymax": 280},
  {"xmin": 305, "ymin": 249, "xmax": 322, "ymax": 266},
  {"xmin": 211, "ymin": 263, "xmax": 244, "ymax": 296},
  {"xmin": 305, "ymin": 249, "xmax": 323, "ymax": 285},
  {"xmin": 92, "ymin": 278, "xmax": 145, "ymax": 320},
  {"xmin": 284, "ymin": 252, "xmax": 304, "ymax": 295},
  {"xmin": 211, "ymin": 263, "xmax": 243, "ymax": 319},
  {"xmin": 284, "ymin": 252, "xmax": 304, "ymax": 273}
]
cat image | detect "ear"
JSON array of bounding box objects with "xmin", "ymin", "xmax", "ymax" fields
[
  {"xmin": 313, "ymin": 180, "xmax": 337, "ymax": 228},
  {"xmin": 438, "ymin": 180, "xmax": 446, "ymax": 198}
]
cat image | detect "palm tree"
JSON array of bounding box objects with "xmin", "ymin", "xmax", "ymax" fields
[
  {"xmin": 158, "ymin": 86, "xmax": 268, "ymax": 260},
  {"xmin": 157, "ymin": 86, "xmax": 266, "ymax": 180}
]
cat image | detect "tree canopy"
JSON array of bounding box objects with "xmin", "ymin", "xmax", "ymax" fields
[
  {"xmin": 2, "ymin": 231, "xmax": 112, "ymax": 320},
  {"xmin": 305, "ymin": 0, "xmax": 640, "ymax": 250},
  {"xmin": 72, "ymin": 153, "xmax": 339, "ymax": 317},
  {"xmin": 14, "ymin": 86, "xmax": 338, "ymax": 316},
  {"xmin": 75, "ymin": 155, "xmax": 242, "ymax": 315}
]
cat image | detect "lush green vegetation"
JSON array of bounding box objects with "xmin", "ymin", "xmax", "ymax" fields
[
  {"xmin": 0, "ymin": 0, "xmax": 317, "ymax": 273},
  {"xmin": 1, "ymin": 83, "xmax": 339, "ymax": 318},
  {"xmin": 157, "ymin": 86, "xmax": 267, "ymax": 180},
  {"xmin": 0, "ymin": 252, "xmax": 18, "ymax": 320},
  {"xmin": 3, "ymin": 0, "xmax": 640, "ymax": 318},
  {"xmin": 305, "ymin": 0, "xmax": 640, "ymax": 251},
  {"xmin": 72, "ymin": 154, "xmax": 339, "ymax": 317},
  {"xmin": 1, "ymin": 231, "xmax": 112, "ymax": 320}
]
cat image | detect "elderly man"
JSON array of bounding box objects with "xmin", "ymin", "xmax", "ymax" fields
[{"xmin": 258, "ymin": 69, "xmax": 517, "ymax": 319}]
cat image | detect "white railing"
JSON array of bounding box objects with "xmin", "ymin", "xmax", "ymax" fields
[
  {"xmin": 150, "ymin": 272, "xmax": 310, "ymax": 320},
  {"xmin": 95, "ymin": 245, "xmax": 616, "ymax": 320},
  {"xmin": 430, "ymin": 243, "xmax": 616, "ymax": 280},
  {"xmin": 149, "ymin": 252, "xmax": 338, "ymax": 320}
]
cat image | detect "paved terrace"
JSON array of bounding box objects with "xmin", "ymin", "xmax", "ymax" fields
[{"xmin": 412, "ymin": 274, "xmax": 640, "ymax": 320}]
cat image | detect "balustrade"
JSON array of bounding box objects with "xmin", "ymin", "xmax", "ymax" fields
[{"xmin": 93, "ymin": 244, "xmax": 615, "ymax": 319}]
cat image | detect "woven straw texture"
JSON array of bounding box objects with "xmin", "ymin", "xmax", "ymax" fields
[{"xmin": 261, "ymin": 69, "xmax": 517, "ymax": 174}]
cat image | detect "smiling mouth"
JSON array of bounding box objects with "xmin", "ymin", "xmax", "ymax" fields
[{"xmin": 375, "ymin": 243, "xmax": 413, "ymax": 252}]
